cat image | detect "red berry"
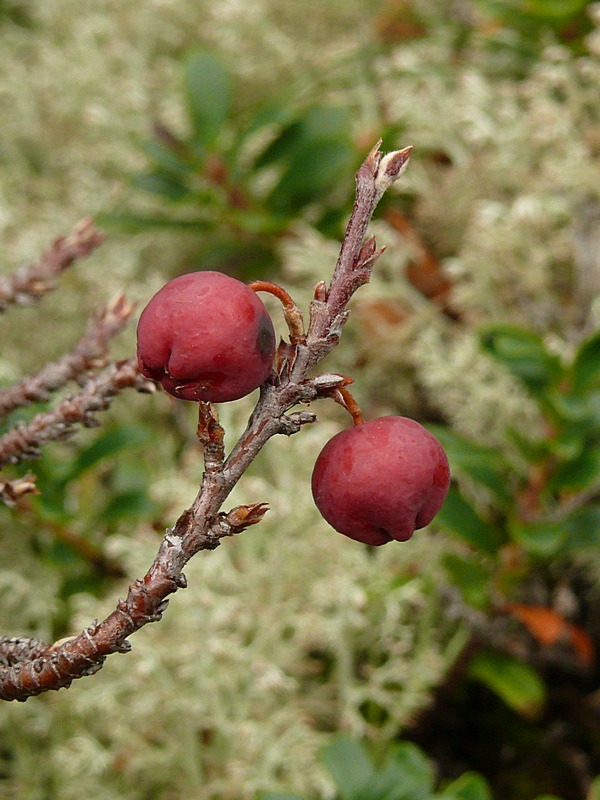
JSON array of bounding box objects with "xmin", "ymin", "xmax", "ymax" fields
[
  {"xmin": 311, "ymin": 416, "xmax": 450, "ymax": 546},
  {"xmin": 137, "ymin": 271, "xmax": 276, "ymax": 402}
]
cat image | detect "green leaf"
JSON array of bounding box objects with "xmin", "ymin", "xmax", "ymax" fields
[
  {"xmin": 140, "ymin": 138, "xmax": 194, "ymax": 176},
  {"xmin": 533, "ymin": 795, "xmax": 565, "ymax": 800},
  {"xmin": 63, "ymin": 426, "xmax": 152, "ymax": 483},
  {"xmin": 184, "ymin": 50, "xmax": 231, "ymax": 147},
  {"xmin": 563, "ymin": 504, "xmax": 600, "ymax": 549},
  {"xmin": 480, "ymin": 325, "xmax": 562, "ymax": 392},
  {"xmin": 132, "ymin": 171, "xmax": 191, "ymax": 201},
  {"xmin": 427, "ymin": 426, "xmax": 511, "ymax": 506},
  {"xmin": 434, "ymin": 485, "xmax": 504, "ymax": 555},
  {"xmin": 255, "ymin": 106, "xmax": 351, "ymax": 170},
  {"xmin": 257, "ymin": 794, "xmax": 309, "ymax": 800},
  {"xmin": 588, "ymin": 776, "xmax": 600, "ymax": 800},
  {"xmin": 321, "ymin": 737, "xmax": 374, "ymax": 800},
  {"xmin": 443, "ymin": 555, "xmax": 492, "ymax": 610},
  {"xmin": 101, "ymin": 489, "xmax": 155, "ymax": 522},
  {"xmin": 96, "ymin": 212, "xmax": 213, "ymax": 234},
  {"xmin": 437, "ymin": 772, "xmax": 492, "ymax": 800},
  {"xmin": 522, "ymin": 0, "xmax": 589, "ymax": 20},
  {"xmin": 267, "ymin": 139, "xmax": 354, "ymax": 213},
  {"xmin": 547, "ymin": 443, "xmax": 600, "ymax": 492},
  {"xmin": 508, "ymin": 517, "xmax": 567, "ymax": 557},
  {"xmin": 572, "ymin": 330, "xmax": 600, "ymax": 393},
  {"xmin": 243, "ymin": 101, "xmax": 295, "ymax": 139},
  {"xmin": 468, "ymin": 650, "xmax": 546, "ymax": 717},
  {"xmin": 381, "ymin": 742, "xmax": 435, "ymax": 800}
]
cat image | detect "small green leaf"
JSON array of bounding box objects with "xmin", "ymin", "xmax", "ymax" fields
[
  {"xmin": 64, "ymin": 426, "xmax": 152, "ymax": 483},
  {"xmin": 267, "ymin": 139, "xmax": 354, "ymax": 213},
  {"xmin": 383, "ymin": 742, "xmax": 435, "ymax": 800},
  {"xmin": 132, "ymin": 171, "xmax": 191, "ymax": 201},
  {"xmin": 140, "ymin": 138, "xmax": 194, "ymax": 175},
  {"xmin": 508, "ymin": 428, "xmax": 550, "ymax": 463},
  {"xmin": 96, "ymin": 212, "xmax": 213, "ymax": 234},
  {"xmin": 548, "ymin": 443, "xmax": 600, "ymax": 492},
  {"xmin": 257, "ymin": 793, "xmax": 309, "ymax": 800},
  {"xmin": 101, "ymin": 489, "xmax": 155, "ymax": 522},
  {"xmin": 321, "ymin": 737, "xmax": 374, "ymax": 800},
  {"xmin": 573, "ymin": 331, "xmax": 600, "ymax": 392},
  {"xmin": 468, "ymin": 650, "xmax": 546, "ymax": 717},
  {"xmin": 523, "ymin": 0, "xmax": 589, "ymax": 20},
  {"xmin": 243, "ymin": 102, "xmax": 295, "ymax": 139},
  {"xmin": 588, "ymin": 776, "xmax": 600, "ymax": 800},
  {"xmin": 427, "ymin": 426, "xmax": 512, "ymax": 506},
  {"xmin": 435, "ymin": 485, "xmax": 504, "ymax": 555},
  {"xmin": 508, "ymin": 517, "xmax": 567, "ymax": 557},
  {"xmin": 443, "ymin": 555, "xmax": 492, "ymax": 609},
  {"xmin": 437, "ymin": 772, "xmax": 492, "ymax": 800},
  {"xmin": 480, "ymin": 325, "xmax": 562, "ymax": 392},
  {"xmin": 184, "ymin": 50, "xmax": 231, "ymax": 147},
  {"xmin": 563, "ymin": 504, "xmax": 600, "ymax": 549},
  {"xmin": 533, "ymin": 795, "xmax": 565, "ymax": 800},
  {"xmin": 255, "ymin": 106, "xmax": 351, "ymax": 170}
]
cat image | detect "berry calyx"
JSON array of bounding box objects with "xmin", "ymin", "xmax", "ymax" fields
[
  {"xmin": 137, "ymin": 271, "xmax": 276, "ymax": 403},
  {"xmin": 311, "ymin": 415, "xmax": 450, "ymax": 546}
]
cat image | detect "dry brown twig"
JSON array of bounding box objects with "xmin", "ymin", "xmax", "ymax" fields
[
  {"xmin": 0, "ymin": 358, "xmax": 154, "ymax": 469},
  {"xmin": 0, "ymin": 218, "xmax": 104, "ymax": 312},
  {"xmin": 0, "ymin": 294, "xmax": 135, "ymax": 419},
  {"xmin": 0, "ymin": 143, "xmax": 412, "ymax": 701}
]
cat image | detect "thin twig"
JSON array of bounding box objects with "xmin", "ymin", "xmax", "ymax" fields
[
  {"xmin": 0, "ymin": 358, "xmax": 155, "ymax": 468},
  {"xmin": 0, "ymin": 295, "xmax": 135, "ymax": 419},
  {"xmin": 0, "ymin": 475, "xmax": 38, "ymax": 507},
  {"xmin": 248, "ymin": 280, "xmax": 306, "ymax": 344},
  {"xmin": 0, "ymin": 219, "xmax": 104, "ymax": 311},
  {"xmin": 0, "ymin": 143, "xmax": 412, "ymax": 701}
]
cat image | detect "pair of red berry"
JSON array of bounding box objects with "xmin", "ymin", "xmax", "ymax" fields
[{"xmin": 136, "ymin": 271, "xmax": 450, "ymax": 546}]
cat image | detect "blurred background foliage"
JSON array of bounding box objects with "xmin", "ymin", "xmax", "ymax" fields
[{"xmin": 0, "ymin": 0, "xmax": 599, "ymax": 798}]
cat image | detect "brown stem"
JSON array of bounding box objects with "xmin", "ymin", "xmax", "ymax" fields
[
  {"xmin": 0, "ymin": 143, "xmax": 413, "ymax": 701},
  {"xmin": 0, "ymin": 359, "xmax": 155, "ymax": 468},
  {"xmin": 0, "ymin": 295, "xmax": 135, "ymax": 420},
  {"xmin": 248, "ymin": 280, "xmax": 306, "ymax": 344},
  {"xmin": 332, "ymin": 386, "xmax": 365, "ymax": 426},
  {"xmin": 0, "ymin": 219, "xmax": 104, "ymax": 312}
]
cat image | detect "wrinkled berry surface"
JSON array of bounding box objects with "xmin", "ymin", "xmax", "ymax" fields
[
  {"xmin": 311, "ymin": 416, "xmax": 450, "ymax": 546},
  {"xmin": 137, "ymin": 271, "xmax": 276, "ymax": 402}
]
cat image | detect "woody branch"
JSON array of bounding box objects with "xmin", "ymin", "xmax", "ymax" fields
[{"xmin": 0, "ymin": 143, "xmax": 412, "ymax": 702}]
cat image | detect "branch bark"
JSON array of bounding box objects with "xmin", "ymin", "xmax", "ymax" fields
[
  {"xmin": 0, "ymin": 143, "xmax": 413, "ymax": 701},
  {"xmin": 0, "ymin": 294, "xmax": 134, "ymax": 419},
  {"xmin": 0, "ymin": 219, "xmax": 104, "ymax": 311},
  {"xmin": 0, "ymin": 358, "xmax": 154, "ymax": 468}
]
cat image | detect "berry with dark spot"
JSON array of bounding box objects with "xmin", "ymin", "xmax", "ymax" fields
[
  {"xmin": 137, "ymin": 271, "xmax": 276, "ymax": 402},
  {"xmin": 311, "ymin": 416, "xmax": 450, "ymax": 545}
]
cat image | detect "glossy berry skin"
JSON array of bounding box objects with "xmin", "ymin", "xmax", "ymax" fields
[
  {"xmin": 137, "ymin": 271, "xmax": 276, "ymax": 402},
  {"xmin": 311, "ymin": 416, "xmax": 450, "ymax": 546}
]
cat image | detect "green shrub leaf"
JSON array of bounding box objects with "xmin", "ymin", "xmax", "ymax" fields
[
  {"xmin": 184, "ymin": 50, "xmax": 231, "ymax": 147},
  {"xmin": 480, "ymin": 325, "xmax": 562, "ymax": 392},
  {"xmin": 443, "ymin": 554, "xmax": 492, "ymax": 609},
  {"xmin": 382, "ymin": 742, "xmax": 435, "ymax": 800},
  {"xmin": 436, "ymin": 771, "xmax": 492, "ymax": 800},
  {"xmin": 508, "ymin": 517, "xmax": 567, "ymax": 557},
  {"xmin": 63, "ymin": 426, "xmax": 152, "ymax": 483},
  {"xmin": 257, "ymin": 794, "xmax": 309, "ymax": 800},
  {"xmin": 132, "ymin": 171, "xmax": 191, "ymax": 201},
  {"xmin": 427, "ymin": 426, "xmax": 511, "ymax": 506},
  {"xmin": 468, "ymin": 650, "xmax": 546, "ymax": 717},
  {"xmin": 547, "ymin": 444, "xmax": 600, "ymax": 492},
  {"xmin": 435, "ymin": 485, "xmax": 504, "ymax": 555},
  {"xmin": 572, "ymin": 330, "xmax": 600, "ymax": 393},
  {"xmin": 563, "ymin": 504, "xmax": 600, "ymax": 549},
  {"xmin": 321, "ymin": 737, "xmax": 374, "ymax": 800}
]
